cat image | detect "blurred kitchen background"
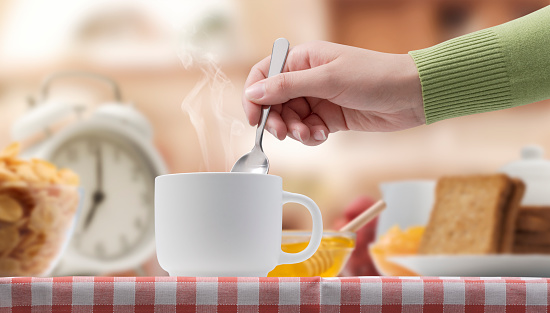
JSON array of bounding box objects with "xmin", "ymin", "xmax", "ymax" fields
[{"xmin": 1, "ymin": 0, "xmax": 549, "ymax": 275}]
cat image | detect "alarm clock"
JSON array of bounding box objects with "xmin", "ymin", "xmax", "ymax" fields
[{"xmin": 12, "ymin": 72, "xmax": 167, "ymax": 275}]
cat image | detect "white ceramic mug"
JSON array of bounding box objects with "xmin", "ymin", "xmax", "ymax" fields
[
  {"xmin": 377, "ymin": 180, "xmax": 436, "ymax": 239},
  {"xmin": 155, "ymin": 173, "xmax": 323, "ymax": 277}
]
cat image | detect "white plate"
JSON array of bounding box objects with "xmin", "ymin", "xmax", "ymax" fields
[{"xmin": 388, "ymin": 255, "xmax": 550, "ymax": 277}]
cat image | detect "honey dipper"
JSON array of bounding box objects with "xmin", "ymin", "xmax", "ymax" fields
[
  {"xmin": 302, "ymin": 200, "xmax": 386, "ymax": 276},
  {"xmin": 339, "ymin": 200, "xmax": 386, "ymax": 233}
]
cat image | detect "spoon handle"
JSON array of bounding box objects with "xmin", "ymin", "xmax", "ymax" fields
[{"xmin": 256, "ymin": 38, "xmax": 290, "ymax": 147}]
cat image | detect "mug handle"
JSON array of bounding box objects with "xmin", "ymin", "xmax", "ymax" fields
[{"xmin": 278, "ymin": 191, "xmax": 323, "ymax": 265}]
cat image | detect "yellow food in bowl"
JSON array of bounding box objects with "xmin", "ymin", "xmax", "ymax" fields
[
  {"xmin": 268, "ymin": 231, "xmax": 355, "ymax": 277},
  {"xmin": 369, "ymin": 225, "xmax": 424, "ymax": 276},
  {"xmin": 0, "ymin": 143, "xmax": 80, "ymax": 276}
]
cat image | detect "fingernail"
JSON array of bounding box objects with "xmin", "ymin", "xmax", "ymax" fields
[
  {"xmin": 268, "ymin": 127, "xmax": 279, "ymax": 140},
  {"xmin": 245, "ymin": 82, "xmax": 265, "ymax": 100},
  {"xmin": 314, "ymin": 130, "xmax": 327, "ymax": 141},
  {"xmin": 293, "ymin": 130, "xmax": 303, "ymax": 143}
]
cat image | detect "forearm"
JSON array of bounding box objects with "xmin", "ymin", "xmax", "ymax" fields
[{"xmin": 409, "ymin": 6, "xmax": 550, "ymax": 124}]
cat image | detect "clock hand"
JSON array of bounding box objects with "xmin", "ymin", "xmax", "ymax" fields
[
  {"xmin": 96, "ymin": 143, "xmax": 104, "ymax": 193},
  {"xmin": 83, "ymin": 145, "xmax": 105, "ymax": 230},
  {"xmin": 83, "ymin": 193, "xmax": 103, "ymax": 230}
]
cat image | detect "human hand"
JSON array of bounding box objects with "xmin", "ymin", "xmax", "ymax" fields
[{"xmin": 242, "ymin": 41, "xmax": 424, "ymax": 146}]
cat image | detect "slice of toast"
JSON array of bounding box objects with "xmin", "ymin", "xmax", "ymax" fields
[
  {"xmin": 514, "ymin": 231, "xmax": 550, "ymax": 246},
  {"xmin": 418, "ymin": 174, "xmax": 524, "ymax": 254},
  {"xmin": 513, "ymin": 243, "xmax": 550, "ymax": 254},
  {"xmin": 500, "ymin": 179, "xmax": 525, "ymax": 253},
  {"xmin": 516, "ymin": 206, "xmax": 550, "ymax": 232},
  {"xmin": 518, "ymin": 206, "xmax": 550, "ymax": 218},
  {"xmin": 517, "ymin": 213, "xmax": 550, "ymax": 232}
]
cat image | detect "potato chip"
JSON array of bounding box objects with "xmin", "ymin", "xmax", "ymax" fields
[
  {"xmin": 0, "ymin": 142, "xmax": 80, "ymax": 186},
  {"xmin": 13, "ymin": 164, "xmax": 40, "ymax": 183},
  {"xmin": 369, "ymin": 225, "xmax": 425, "ymax": 276},
  {"xmin": 14, "ymin": 218, "xmax": 28, "ymax": 230},
  {"xmin": 4, "ymin": 158, "xmax": 25, "ymax": 168},
  {"xmin": 0, "ymin": 195, "xmax": 23, "ymax": 222},
  {"xmin": 31, "ymin": 159, "xmax": 59, "ymax": 183},
  {"xmin": 0, "ymin": 166, "xmax": 17, "ymax": 181},
  {"xmin": 21, "ymin": 259, "xmax": 46, "ymax": 275},
  {"xmin": 57, "ymin": 169, "xmax": 80, "ymax": 185},
  {"xmin": 18, "ymin": 230, "xmax": 38, "ymax": 250},
  {"xmin": 0, "ymin": 258, "xmax": 20, "ymax": 275},
  {"xmin": 0, "ymin": 142, "xmax": 20, "ymax": 159},
  {"xmin": 0, "ymin": 226, "xmax": 20, "ymax": 254},
  {"xmin": 0, "ymin": 187, "xmax": 35, "ymax": 214},
  {"xmin": 375, "ymin": 225, "xmax": 425, "ymax": 254},
  {"xmin": 1, "ymin": 181, "xmax": 28, "ymax": 188},
  {"xmin": 12, "ymin": 232, "xmax": 43, "ymax": 255},
  {"xmin": 21, "ymin": 243, "xmax": 41, "ymax": 259},
  {"xmin": 29, "ymin": 208, "xmax": 49, "ymax": 232}
]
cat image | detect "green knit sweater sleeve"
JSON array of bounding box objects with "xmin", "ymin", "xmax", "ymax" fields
[{"xmin": 409, "ymin": 6, "xmax": 550, "ymax": 124}]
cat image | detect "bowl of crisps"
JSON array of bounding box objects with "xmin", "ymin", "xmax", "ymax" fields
[
  {"xmin": 0, "ymin": 143, "xmax": 81, "ymax": 277},
  {"xmin": 369, "ymin": 225, "xmax": 425, "ymax": 276}
]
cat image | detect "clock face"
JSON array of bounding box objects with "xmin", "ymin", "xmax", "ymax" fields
[{"xmin": 50, "ymin": 131, "xmax": 156, "ymax": 261}]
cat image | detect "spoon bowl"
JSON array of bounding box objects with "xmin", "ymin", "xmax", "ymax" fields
[{"xmin": 231, "ymin": 146, "xmax": 269, "ymax": 174}]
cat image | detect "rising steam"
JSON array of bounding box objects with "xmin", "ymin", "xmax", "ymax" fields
[{"xmin": 178, "ymin": 15, "xmax": 244, "ymax": 171}]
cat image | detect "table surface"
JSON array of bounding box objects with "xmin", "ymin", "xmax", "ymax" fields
[{"xmin": 1, "ymin": 276, "xmax": 549, "ymax": 312}]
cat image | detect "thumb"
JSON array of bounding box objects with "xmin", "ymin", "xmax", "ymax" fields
[{"xmin": 244, "ymin": 67, "xmax": 333, "ymax": 105}]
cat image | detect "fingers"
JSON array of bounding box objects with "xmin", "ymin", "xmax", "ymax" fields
[
  {"xmin": 281, "ymin": 104, "xmax": 311, "ymax": 143},
  {"xmin": 251, "ymin": 97, "xmax": 330, "ymax": 145},
  {"xmin": 264, "ymin": 107, "xmax": 287, "ymax": 140},
  {"xmin": 303, "ymin": 113, "xmax": 330, "ymax": 143},
  {"xmin": 242, "ymin": 68, "xmax": 332, "ymax": 144},
  {"xmin": 245, "ymin": 67, "xmax": 334, "ymax": 106},
  {"xmin": 242, "ymin": 56, "xmax": 271, "ymax": 126},
  {"xmin": 278, "ymin": 104, "xmax": 329, "ymax": 146},
  {"xmin": 241, "ymin": 41, "xmax": 335, "ymax": 144},
  {"xmin": 242, "ymin": 42, "xmax": 334, "ymax": 127}
]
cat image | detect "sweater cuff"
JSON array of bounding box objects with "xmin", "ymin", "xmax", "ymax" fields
[{"xmin": 409, "ymin": 29, "xmax": 513, "ymax": 124}]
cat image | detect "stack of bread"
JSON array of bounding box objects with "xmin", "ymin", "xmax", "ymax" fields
[
  {"xmin": 514, "ymin": 206, "xmax": 550, "ymax": 254},
  {"xmin": 371, "ymin": 172, "xmax": 550, "ymax": 276},
  {"xmin": 419, "ymin": 174, "xmax": 528, "ymax": 255}
]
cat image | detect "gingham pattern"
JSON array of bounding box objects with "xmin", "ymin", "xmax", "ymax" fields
[{"xmin": 0, "ymin": 276, "xmax": 549, "ymax": 312}]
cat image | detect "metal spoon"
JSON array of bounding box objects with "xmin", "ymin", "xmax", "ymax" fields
[{"xmin": 231, "ymin": 38, "xmax": 289, "ymax": 174}]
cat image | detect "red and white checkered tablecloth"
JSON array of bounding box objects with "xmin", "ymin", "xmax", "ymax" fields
[{"xmin": 0, "ymin": 276, "xmax": 549, "ymax": 312}]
